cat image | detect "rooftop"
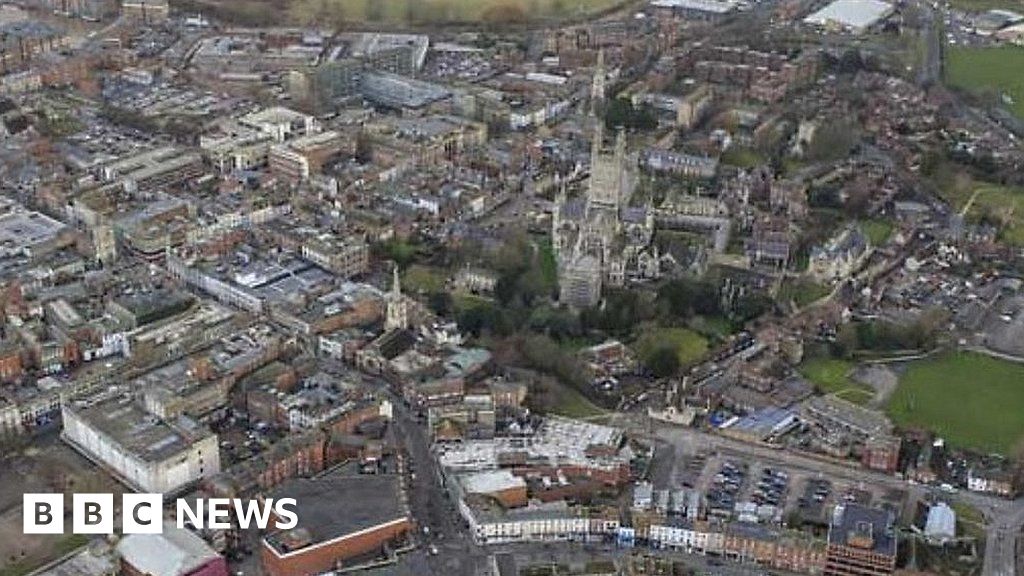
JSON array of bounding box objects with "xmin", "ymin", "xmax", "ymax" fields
[
  {"xmin": 117, "ymin": 522, "xmax": 220, "ymax": 576},
  {"xmin": 264, "ymin": 470, "xmax": 408, "ymax": 555},
  {"xmin": 829, "ymin": 503, "xmax": 897, "ymax": 557},
  {"xmin": 64, "ymin": 396, "xmax": 214, "ymax": 463},
  {"xmin": 804, "ymin": 0, "xmax": 893, "ymax": 31}
]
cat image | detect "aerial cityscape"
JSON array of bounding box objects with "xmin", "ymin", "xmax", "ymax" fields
[{"xmin": 0, "ymin": 0, "xmax": 1022, "ymax": 575}]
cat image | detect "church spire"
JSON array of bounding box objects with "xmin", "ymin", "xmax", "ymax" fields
[
  {"xmin": 590, "ymin": 48, "xmax": 606, "ymax": 116},
  {"xmin": 385, "ymin": 262, "xmax": 408, "ymax": 332}
]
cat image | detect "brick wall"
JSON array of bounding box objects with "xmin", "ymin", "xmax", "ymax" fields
[{"xmin": 261, "ymin": 518, "xmax": 412, "ymax": 576}]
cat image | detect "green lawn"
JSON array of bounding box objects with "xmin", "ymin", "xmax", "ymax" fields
[
  {"xmin": 720, "ymin": 147, "xmax": 766, "ymax": 169},
  {"xmin": 636, "ymin": 327, "xmax": 709, "ymax": 367},
  {"xmin": 402, "ymin": 264, "xmax": 446, "ymax": 293},
  {"xmin": 538, "ymin": 239, "xmax": 558, "ymax": 289},
  {"xmin": 862, "ymin": 219, "xmax": 894, "ymax": 247},
  {"xmin": 886, "ymin": 352, "xmax": 1024, "ymax": 455},
  {"xmin": 800, "ymin": 358, "xmax": 875, "ymax": 406},
  {"xmin": 936, "ymin": 181, "xmax": 1024, "ymax": 246},
  {"xmin": 0, "ymin": 535, "xmax": 88, "ymax": 576},
  {"xmin": 778, "ymin": 277, "xmax": 831, "ymax": 308},
  {"xmin": 531, "ymin": 377, "xmax": 606, "ymax": 419},
  {"xmin": 946, "ymin": 45, "xmax": 1024, "ymax": 121},
  {"xmin": 951, "ymin": 501, "xmax": 986, "ymax": 541}
]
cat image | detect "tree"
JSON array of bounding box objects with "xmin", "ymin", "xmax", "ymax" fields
[
  {"xmin": 355, "ymin": 131, "xmax": 374, "ymax": 164},
  {"xmin": 646, "ymin": 346, "xmax": 680, "ymax": 378},
  {"xmin": 428, "ymin": 292, "xmax": 453, "ymax": 317},
  {"xmin": 604, "ymin": 98, "xmax": 658, "ymax": 132}
]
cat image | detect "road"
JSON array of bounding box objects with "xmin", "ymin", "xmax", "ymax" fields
[
  {"xmin": 916, "ymin": 0, "xmax": 942, "ymax": 87},
  {"xmin": 389, "ymin": 393, "xmax": 488, "ymax": 576}
]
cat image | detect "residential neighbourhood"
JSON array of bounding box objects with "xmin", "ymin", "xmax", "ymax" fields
[{"xmin": 0, "ymin": 0, "xmax": 1023, "ymax": 575}]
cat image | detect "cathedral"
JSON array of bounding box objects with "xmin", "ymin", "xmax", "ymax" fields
[{"xmin": 551, "ymin": 123, "xmax": 658, "ymax": 308}]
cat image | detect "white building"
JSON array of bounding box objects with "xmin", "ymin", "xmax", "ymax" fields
[
  {"xmin": 239, "ymin": 107, "xmax": 319, "ymax": 143},
  {"xmin": 62, "ymin": 396, "xmax": 219, "ymax": 494},
  {"xmin": 462, "ymin": 500, "xmax": 619, "ymax": 545},
  {"xmin": 804, "ymin": 0, "xmax": 893, "ymax": 33},
  {"xmin": 924, "ymin": 503, "xmax": 956, "ymax": 544}
]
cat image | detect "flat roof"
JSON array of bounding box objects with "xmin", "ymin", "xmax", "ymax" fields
[
  {"xmin": 65, "ymin": 397, "xmax": 213, "ymax": 462},
  {"xmin": 0, "ymin": 209, "xmax": 66, "ymax": 251},
  {"xmin": 117, "ymin": 522, "xmax": 219, "ymax": 576},
  {"xmin": 829, "ymin": 504, "xmax": 896, "ymax": 556},
  {"xmin": 804, "ymin": 0, "xmax": 893, "ymax": 30},
  {"xmin": 265, "ymin": 470, "xmax": 408, "ymax": 555},
  {"xmin": 461, "ymin": 470, "xmax": 526, "ymax": 495}
]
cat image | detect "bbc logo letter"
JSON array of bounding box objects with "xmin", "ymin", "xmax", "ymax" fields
[
  {"xmin": 72, "ymin": 494, "xmax": 114, "ymax": 534},
  {"xmin": 25, "ymin": 493, "xmax": 164, "ymax": 534},
  {"xmin": 24, "ymin": 494, "xmax": 64, "ymax": 534}
]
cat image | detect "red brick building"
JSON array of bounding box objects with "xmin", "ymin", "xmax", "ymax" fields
[{"xmin": 262, "ymin": 472, "xmax": 412, "ymax": 576}]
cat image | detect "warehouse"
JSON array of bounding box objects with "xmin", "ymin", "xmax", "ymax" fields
[
  {"xmin": 261, "ymin": 470, "xmax": 412, "ymax": 576},
  {"xmin": 804, "ymin": 0, "xmax": 893, "ymax": 33},
  {"xmin": 61, "ymin": 395, "xmax": 220, "ymax": 494}
]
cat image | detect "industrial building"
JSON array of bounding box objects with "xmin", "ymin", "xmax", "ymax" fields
[
  {"xmin": 117, "ymin": 522, "xmax": 227, "ymax": 576},
  {"xmin": 61, "ymin": 395, "xmax": 220, "ymax": 494},
  {"xmin": 804, "ymin": 0, "xmax": 893, "ymax": 33},
  {"xmin": 261, "ymin": 470, "xmax": 412, "ymax": 576}
]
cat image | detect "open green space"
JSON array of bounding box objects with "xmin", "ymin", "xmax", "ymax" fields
[
  {"xmin": 635, "ymin": 327, "xmax": 709, "ymax": 367},
  {"xmin": 777, "ymin": 277, "xmax": 831, "ymax": 308},
  {"xmin": 861, "ymin": 219, "xmax": 894, "ymax": 247},
  {"xmin": 946, "ymin": 45, "xmax": 1024, "ymax": 121},
  {"xmin": 799, "ymin": 358, "xmax": 875, "ymax": 406},
  {"xmin": 952, "ymin": 501, "xmax": 987, "ymax": 541},
  {"xmin": 720, "ymin": 147, "xmax": 766, "ymax": 169},
  {"xmin": 402, "ymin": 264, "xmax": 446, "ymax": 294},
  {"xmin": 886, "ymin": 352, "xmax": 1024, "ymax": 456},
  {"xmin": 935, "ymin": 180, "xmax": 1024, "ymax": 246},
  {"xmin": 0, "ymin": 535, "xmax": 88, "ymax": 576},
  {"xmin": 529, "ymin": 376, "xmax": 606, "ymax": 419}
]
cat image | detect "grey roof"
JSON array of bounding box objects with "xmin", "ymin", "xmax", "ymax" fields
[
  {"xmin": 265, "ymin": 470, "xmax": 408, "ymax": 553},
  {"xmin": 66, "ymin": 397, "xmax": 214, "ymax": 463},
  {"xmin": 829, "ymin": 504, "xmax": 897, "ymax": 556},
  {"xmin": 117, "ymin": 523, "xmax": 220, "ymax": 576},
  {"xmin": 925, "ymin": 503, "xmax": 956, "ymax": 540},
  {"xmin": 804, "ymin": 0, "xmax": 893, "ymax": 30}
]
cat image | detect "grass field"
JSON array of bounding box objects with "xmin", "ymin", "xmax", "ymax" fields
[
  {"xmin": 936, "ymin": 180, "xmax": 1024, "ymax": 246},
  {"xmin": 777, "ymin": 277, "xmax": 831, "ymax": 308},
  {"xmin": 946, "ymin": 45, "xmax": 1024, "ymax": 121},
  {"xmin": 862, "ymin": 219, "xmax": 894, "ymax": 247},
  {"xmin": 530, "ymin": 376, "xmax": 606, "ymax": 419},
  {"xmin": 636, "ymin": 327, "xmax": 709, "ymax": 368},
  {"xmin": 886, "ymin": 352, "xmax": 1024, "ymax": 455},
  {"xmin": 800, "ymin": 358, "xmax": 875, "ymax": 405},
  {"xmin": 402, "ymin": 264, "xmax": 446, "ymax": 293},
  {"xmin": 720, "ymin": 147, "xmax": 767, "ymax": 169},
  {"xmin": 0, "ymin": 534, "xmax": 88, "ymax": 576}
]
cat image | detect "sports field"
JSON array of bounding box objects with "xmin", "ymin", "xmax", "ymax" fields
[
  {"xmin": 946, "ymin": 45, "xmax": 1024, "ymax": 121},
  {"xmin": 885, "ymin": 352, "xmax": 1024, "ymax": 455}
]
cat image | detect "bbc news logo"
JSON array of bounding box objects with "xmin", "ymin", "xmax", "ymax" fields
[{"xmin": 24, "ymin": 494, "xmax": 298, "ymax": 534}]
